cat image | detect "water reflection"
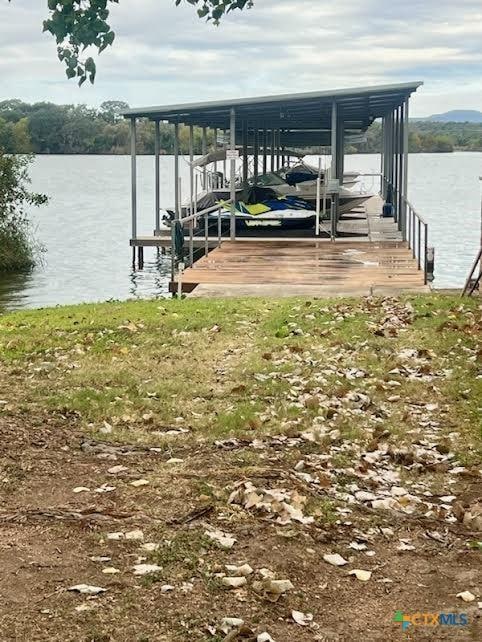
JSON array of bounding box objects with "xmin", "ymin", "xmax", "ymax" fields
[
  {"xmin": 0, "ymin": 270, "xmax": 34, "ymax": 312},
  {"xmin": 128, "ymin": 251, "xmax": 172, "ymax": 299}
]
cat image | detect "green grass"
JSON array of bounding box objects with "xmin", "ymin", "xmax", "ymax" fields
[{"xmin": 0, "ymin": 295, "xmax": 480, "ymax": 455}]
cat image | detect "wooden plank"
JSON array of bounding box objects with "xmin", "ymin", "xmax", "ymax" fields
[{"xmin": 171, "ymin": 234, "xmax": 425, "ymax": 295}]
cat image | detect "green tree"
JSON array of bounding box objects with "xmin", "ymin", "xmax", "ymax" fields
[
  {"xmin": 99, "ymin": 100, "xmax": 130, "ymax": 124},
  {"xmin": 28, "ymin": 103, "xmax": 70, "ymax": 153},
  {"xmin": 8, "ymin": 1, "xmax": 253, "ymax": 85},
  {"xmin": 0, "ymin": 152, "xmax": 48, "ymax": 271},
  {"xmin": 12, "ymin": 118, "xmax": 33, "ymax": 153}
]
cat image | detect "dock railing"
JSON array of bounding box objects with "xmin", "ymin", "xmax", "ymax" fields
[
  {"xmin": 403, "ymin": 196, "xmax": 430, "ymax": 284},
  {"xmin": 377, "ymin": 175, "xmax": 431, "ymax": 284},
  {"xmin": 170, "ymin": 200, "xmax": 231, "ymax": 286}
]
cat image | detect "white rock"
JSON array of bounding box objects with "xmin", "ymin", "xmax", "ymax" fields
[
  {"xmin": 349, "ymin": 569, "xmax": 372, "ymax": 582},
  {"xmin": 102, "ymin": 567, "xmax": 120, "ymax": 575},
  {"xmin": 323, "ymin": 553, "xmax": 348, "ymax": 567},
  {"xmin": 133, "ymin": 564, "xmax": 162, "ymax": 576},
  {"xmin": 125, "ymin": 529, "xmax": 144, "ymax": 541},
  {"xmin": 292, "ymin": 610, "xmax": 313, "ymax": 626},
  {"xmin": 457, "ymin": 591, "xmax": 476, "ymax": 603},
  {"xmin": 257, "ymin": 634, "xmax": 276, "ymax": 642},
  {"xmin": 68, "ymin": 584, "xmax": 107, "ymax": 595},
  {"xmin": 130, "ymin": 479, "xmax": 149, "ymax": 487},
  {"xmin": 161, "ymin": 585, "xmax": 174, "ymax": 593},
  {"xmin": 166, "ymin": 458, "xmax": 184, "ymax": 465},
  {"xmin": 91, "ymin": 556, "xmax": 111, "ymax": 563},
  {"xmin": 73, "ymin": 487, "xmax": 90, "ymax": 494}
]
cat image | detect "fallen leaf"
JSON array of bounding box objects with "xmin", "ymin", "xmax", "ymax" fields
[
  {"xmin": 68, "ymin": 584, "xmax": 107, "ymax": 595},
  {"xmin": 323, "ymin": 553, "xmax": 348, "ymax": 567},
  {"xmin": 221, "ymin": 576, "xmax": 247, "ymax": 589},
  {"xmin": 106, "ymin": 532, "xmax": 124, "ymax": 541},
  {"xmin": 225, "ymin": 563, "xmax": 253, "ymax": 577},
  {"xmin": 72, "ymin": 487, "xmax": 90, "ymax": 494},
  {"xmin": 204, "ymin": 529, "xmax": 236, "ymax": 550},
  {"xmin": 133, "ymin": 564, "xmax": 162, "ymax": 576},
  {"xmin": 107, "ymin": 465, "xmax": 129, "ymax": 474},
  {"xmin": 130, "ymin": 479, "xmax": 149, "ymax": 488},
  {"xmin": 141, "ymin": 542, "xmax": 159, "ymax": 552},
  {"xmin": 292, "ymin": 610, "xmax": 313, "ymax": 626},
  {"xmin": 349, "ymin": 569, "xmax": 372, "ymax": 582},
  {"xmin": 95, "ymin": 484, "xmax": 116, "ymax": 494}
]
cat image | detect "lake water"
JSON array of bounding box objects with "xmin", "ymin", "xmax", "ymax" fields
[{"xmin": 0, "ymin": 153, "xmax": 481, "ymax": 311}]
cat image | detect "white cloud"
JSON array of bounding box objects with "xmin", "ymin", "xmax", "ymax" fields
[{"xmin": 0, "ymin": 0, "xmax": 481, "ymax": 115}]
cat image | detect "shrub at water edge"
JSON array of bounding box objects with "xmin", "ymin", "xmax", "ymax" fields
[{"xmin": 0, "ymin": 152, "xmax": 47, "ymax": 272}]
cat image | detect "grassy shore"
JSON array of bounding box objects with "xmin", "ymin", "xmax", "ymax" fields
[{"xmin": 0, "ymin": 295, "xmax": 480, "ymax": 641}]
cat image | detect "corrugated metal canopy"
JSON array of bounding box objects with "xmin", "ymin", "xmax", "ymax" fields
[{"xmin": 123, "ymin": 81, "xmax": 422, "ymax": 134}]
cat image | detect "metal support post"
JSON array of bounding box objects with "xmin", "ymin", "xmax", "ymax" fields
[
  {"xmin": 230, "ymin": 108, "xmax": 236, "ymax": 241},
  {"xmin": 130, "ymin": 118, "xmax": 137, "ymax": 241}
]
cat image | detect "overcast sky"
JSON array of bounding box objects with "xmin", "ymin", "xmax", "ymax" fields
[{"xmin": 1, "ymin": 0, "xmax": 481, "ymax": 116}]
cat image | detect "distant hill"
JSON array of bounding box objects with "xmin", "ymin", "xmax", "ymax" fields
[{"xmin": 423, "ymin": 109, "xmax": 482, "ymax": 123}]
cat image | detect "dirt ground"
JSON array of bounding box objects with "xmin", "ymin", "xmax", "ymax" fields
[
  {"xmin": 0, "ymin": 295, "xmax": 481, "ymax": 641},
  {"xmin": 0, "ymin": 411, "xmax": 480, "ymax": 642}
]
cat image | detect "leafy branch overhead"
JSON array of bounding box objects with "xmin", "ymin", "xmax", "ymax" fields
[{"xmin": 9, "ymin": 1, "xmax": 254, "ymax": 86}]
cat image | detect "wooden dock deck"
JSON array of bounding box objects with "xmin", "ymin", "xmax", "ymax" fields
[{"xmin": 171, "ymin": 197, "xmax": 429, "ymax": 297}]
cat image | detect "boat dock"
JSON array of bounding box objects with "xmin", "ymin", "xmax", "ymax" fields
[
  {"xmin": 173, "ymin": 196, "xmax": 429, "ymax": 297},
  {"xmin": 124, "ymin": 82, "xmax": 432, "ymax": 297}
]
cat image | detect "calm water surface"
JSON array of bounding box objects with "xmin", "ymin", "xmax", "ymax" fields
[{"xmin": 0, "ymin": 153, "xmax": 481, "ymax": 311}]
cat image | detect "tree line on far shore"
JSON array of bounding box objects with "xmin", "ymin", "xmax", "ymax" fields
[
  {"xmin": 1, "ymin": 99, "xmax": 482, "ymax": 156},
  {"xmin": 350, "ymin": 121, "xmax": 482, "ymax": 154}
]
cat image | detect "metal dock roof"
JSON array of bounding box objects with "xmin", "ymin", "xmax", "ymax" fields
[{"xmin": 123, "ymin": 81, "xmax": 422, "ymax": 132}]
